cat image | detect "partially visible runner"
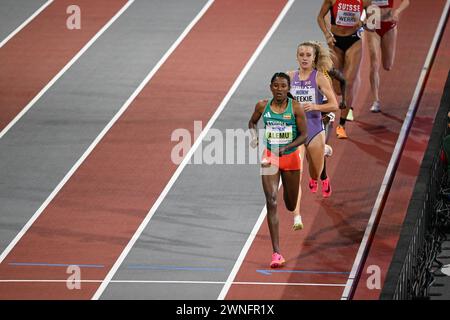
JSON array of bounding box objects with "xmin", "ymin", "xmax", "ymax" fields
[
  {"xmin": 366, "ymin": 0, "xmax": 410, "ymax": 112},
  {"xmin": 317, "ymin": 0, "xmax": 372, "ymax": 139},
  {"xmin": 321, "ymin": 66, "xmax": 347, "ymax": 146},
  {"xmin": 249, "ymin": 72, "xmax": 308, "ymax": 268},
  {"xmin": 321, "ymin": 66, "xmax": 347, "ymax": 182},
  {"xmin": 287, "ymin": 41, "xmax": 339, "ymax": 230}
]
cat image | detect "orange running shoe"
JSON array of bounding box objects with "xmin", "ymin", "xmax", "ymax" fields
[
  {"xmin": 270, "ymin": 252, "xmax": 285, "ymax": 268},
  {"xmin": 336, "ymin": 125, "xmax": 348, "ymax": 139}
]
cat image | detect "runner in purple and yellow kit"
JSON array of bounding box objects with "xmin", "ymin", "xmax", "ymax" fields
[{"xmin": 288, "ymin": 41, "xmax": 338, "ymax": 230}]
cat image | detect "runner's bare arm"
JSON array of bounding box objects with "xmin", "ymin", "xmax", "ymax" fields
[
  {"xmin": 328, "ymin": 68, "xmax": 347, "ymax": 108},
  {"xmin": 279, "ymin": 100, "xmax": 308, "ymax": 154},
  {"xmin": 316, "ymin": 71, "xmax": 339, "ymax": 112},
  {"xmin": 317, "ymin": 0, "xmax": 335, "ymax": 46},
  {"xmin": 248, "ymin": 100, "xmax": 267, "ymax": 148},
  {"xmin": 360, "ymin": 0, "xmax": 374, "ymax": 28},
  {"xmin": 393, "ymin": 0, "xmax": 410, "ymax": 22}
]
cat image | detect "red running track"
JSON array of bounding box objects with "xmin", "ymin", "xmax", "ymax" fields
[
  {"xmin": 0, "ymin": 0, "xmax": 129, "ymax": 132},
  {"xmin": 225, "ymin": 0, "xmax": 448, "ymax": 300},
  {"xmin": 0, "ymin": 0, "xmax": 287, "ymax": 299}
]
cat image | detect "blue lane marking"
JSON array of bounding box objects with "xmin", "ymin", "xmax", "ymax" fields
[
  {"xmin": 256, "ymin": 269, "xmax": 351, "ymax": 275},
  {"xmin": 9, "ymin": 262, "xmax": 104, "ymax": 268},
  {"xmin": 126, "ymin": 265, "xmax": 225, "ymax": 272}
]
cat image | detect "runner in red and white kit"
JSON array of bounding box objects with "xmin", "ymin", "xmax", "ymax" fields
[
  {"xmin": 317, "ymin": 0, "xmax": 371, "ymax": 139},
  {"xmin": 366, "ymin": 0, "xmax": 410, "ymax": 112}
]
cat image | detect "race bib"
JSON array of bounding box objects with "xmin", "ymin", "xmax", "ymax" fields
[
  {"xmin": 292, "ymin": 86, "xmax": 316, "ymax": 105},
  {"xmin": 336, "ymin": 9, "xmax": 361, "ymax": 27},
  {"xmin": 372, "ymin": 0, "xmax": 389, "ymax": 6},
  {"xmin": 266, "ymin": 124, "xmax": 293, "ymax": 145}
]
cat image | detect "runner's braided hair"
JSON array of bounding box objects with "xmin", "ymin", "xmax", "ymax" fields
[
  {"xmin": 270, "ymin": 72, "xmax": 295, "ymax": 100},
  {"xmin": 270, "ymin": 72, "xmax": 290, "ymax": 86}
]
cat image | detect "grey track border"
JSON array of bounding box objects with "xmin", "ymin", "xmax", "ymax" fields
[
  {"xmin": 0, "ymin": 0, "xmax": 50, "ymax": 45},
  {"xmin": 0, "ymin": 0, "xmax": 208, "ymax": 259}
]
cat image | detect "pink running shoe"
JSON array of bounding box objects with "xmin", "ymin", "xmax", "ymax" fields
[
  {"xmin": 308, "ymin": 178, "xmax": 318, "ymax": 193},
  {"xmin": 322, "ymin": 177, "xmax": 332, "ymax": 198},
  {"xmin": 270, "ymin": 252, "xmax": 285, "ymax": 268}
]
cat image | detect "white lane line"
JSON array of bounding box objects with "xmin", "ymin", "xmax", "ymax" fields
[
  {"xmin": 216, "ymin": 0, "xmax": 295, "ymax": 301},
  {"xmin": 0, "ymin": 0, "xmax": 134, "ymax": 139},
  {"xmin": 218, "ymin": 209, "xmax": 268, "ymax": 298},
  {"xmin": 85, "ymin": 0, "xmax": 213, "ymax": 298},
  {"xmin": 234, "ymin": 281, "xmax": 345, "ymax": 287},
  {"xmin": 93, "ymin": 0, "xmax": 295, "ymax": 301},
  {"xmin": 0, "ymin": 0, "xmax": 54, "ymax": 48},
  {"xmin": 0, "ymin": 1, "xmax": 136, "ymax": 265},
  {"xmin": 0, "ymin": 279, "xmax": 345, "ymax": 287},
  {"xmin": 1, "ymin": 0, "xmax": 156, "ymax": 263},
  {"xmin": 340, "ymin": 0, "xmax": 450, "ymax": 300},
  {"xmin": 0, "ymin": 0, "xmax": 214, "ymax": 270}
]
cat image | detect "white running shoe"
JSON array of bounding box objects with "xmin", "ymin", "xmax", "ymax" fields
[
  {"xmin": 346, "ymin": 108, "xmax": 354, "ymax": 121},
  {"xmin": 370, "ymin": 101, "xmax": 381, "ymax": 113},
  {"xmin": 324, "ymin": 144, "xmax": 333, "ymax": 157},
  {"xmin": 293, "ymin": 215, "xmax": 303, "ymax": 231},
  {"xmin": 327, "ymin": 112, "xmax": 336, "ymax": 123}
]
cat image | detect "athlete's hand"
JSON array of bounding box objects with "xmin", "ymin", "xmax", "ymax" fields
[
  {"xmin": 339, "ymin": 100, "xmax": 347, "ymax": 110},
  {"xmin": 303, "ymin": 103, "xmax": 317, "ymax": 112},
  {"xmin": 277, "ymin": 146, "xmax": 287, "ymax": 156},
  {"xmin": 325, "ymin": 32, "xmax": 336, "ymax": 47},
  {"xmin": 392, "ymin": 9, "xmax": 400, "ymax": 22},
  {"xmin": 250, "ymin": 137, "xmax": 259, "ymax": 149}
]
